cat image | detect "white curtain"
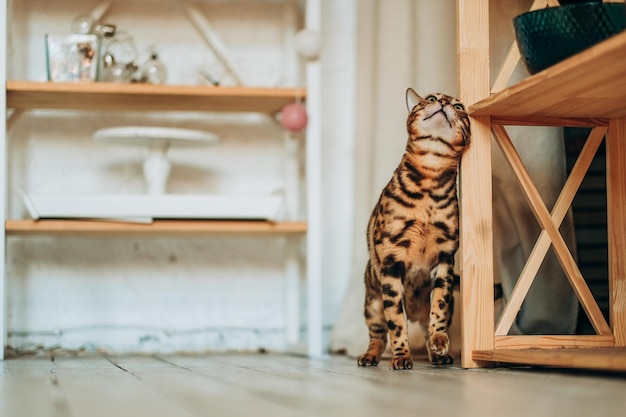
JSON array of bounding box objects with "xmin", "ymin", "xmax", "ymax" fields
[{"xmin": 330, "ymin": 0, "xmax": 460, "ymax": 357}]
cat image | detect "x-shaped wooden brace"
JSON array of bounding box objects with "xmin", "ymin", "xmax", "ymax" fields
[{"xmin": 492, "ymin": 124, "xmax": 612, "ymax": 336}]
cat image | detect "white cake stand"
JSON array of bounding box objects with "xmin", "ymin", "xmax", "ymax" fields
[{"xmin": 93, "ymin": 126, "xmax": 219, "ymax": 194}]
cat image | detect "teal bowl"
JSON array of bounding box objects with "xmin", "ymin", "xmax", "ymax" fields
[{"xmin": 513, "ymin": 2, "xmax": 626, "ymax": 74}]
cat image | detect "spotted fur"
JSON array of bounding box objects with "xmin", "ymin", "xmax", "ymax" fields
[{"xmin": 357, "ymin": 88, "xmax": 471, "ymax": 370}]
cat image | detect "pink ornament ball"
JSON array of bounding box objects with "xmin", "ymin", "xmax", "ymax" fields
[{"xmin": 281, "ymin": 103, "xmax": 308, "ymax": 132}]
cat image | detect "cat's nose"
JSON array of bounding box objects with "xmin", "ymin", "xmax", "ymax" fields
[{"xmin": 439, "ymin": 98, "xmax": 449, "ymax": 106}]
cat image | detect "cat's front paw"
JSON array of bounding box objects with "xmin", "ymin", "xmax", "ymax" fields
[
  {"xmin": 429, "ymin": 333, "xmax": 450, "ymax": 357},
  {"xmin": 389, "ymin": 355, "xmax": 413, "ymax": 370},
  {"xmin": 430, "ymin": 354, "xmax": 454, "ymax": 365},
  {"xmin": 357, "ymin": 353, "xmax": 380, "ymax": 367}
]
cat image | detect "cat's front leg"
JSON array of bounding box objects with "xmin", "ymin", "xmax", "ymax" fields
[{"xmin": 427, "ymin": 254, "xmax": 455, "ymax": 365}]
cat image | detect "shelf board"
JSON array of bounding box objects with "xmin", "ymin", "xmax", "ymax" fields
[
  {"xmin": 470, "ymin": 30, "xmax": 626, "ymax": 121},
  {"xmin": 473, "ymin": 348, "xmax": 626, "ymax": 372},
  {"xmin": 6, "ymin": 81, "xmax": 305, "ymax": 113},
  {"xmin": 5, "ymin": 219, "xmax": 307, "ymax": 236}
]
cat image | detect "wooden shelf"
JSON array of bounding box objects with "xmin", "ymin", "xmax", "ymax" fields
[
  {"xmin": 5, "ymin": 219, "xmax": 307, "ymax": 236},
  {"xmin": 473, "ymin": 348, "xmax": 626, "ymax": 372},
  {"xmin": 469, "ymin": 30, "xmax": 626, "ymax": 123},
  {"xmin": 6, "ymin": 81, "xmax": 305, "ymax": 113}
]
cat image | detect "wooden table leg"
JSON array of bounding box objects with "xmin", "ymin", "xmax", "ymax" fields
[{"xmin": 607, "ymin": 118, "xmax": 626, "ymax": 347}]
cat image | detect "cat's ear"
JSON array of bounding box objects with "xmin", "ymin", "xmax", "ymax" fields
[{"xmin": 406, "ymin": 88, "xmax": 422, "ymax": 112}]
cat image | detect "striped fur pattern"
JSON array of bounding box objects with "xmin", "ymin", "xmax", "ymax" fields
[{"xmin": 357, "ymin": 89, "xmax": 470, "ymax": 369}]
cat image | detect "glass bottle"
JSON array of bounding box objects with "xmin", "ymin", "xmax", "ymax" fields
[{"xmin": 140, "ymin": 52, "xmax": 167, "ymax": 84}]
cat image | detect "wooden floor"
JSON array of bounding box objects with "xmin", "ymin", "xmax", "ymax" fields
[{"xmin": 1, "ymin": 352, "xmax": 626, "ymax": 417}]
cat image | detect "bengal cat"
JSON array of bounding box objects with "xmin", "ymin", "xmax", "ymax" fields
[{"xmin": 357, "ymin": 88, "xmax": 471, "ymax": 370}]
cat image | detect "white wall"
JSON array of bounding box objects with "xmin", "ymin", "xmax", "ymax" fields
[{"xmin": 6, "ymin": 0, "xmax": 357, "ymax": 354}]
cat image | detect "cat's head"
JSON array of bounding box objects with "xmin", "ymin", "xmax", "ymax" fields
[{"xmin": 405, "ymin": 88, "xmax": 471, "ymax": 157}]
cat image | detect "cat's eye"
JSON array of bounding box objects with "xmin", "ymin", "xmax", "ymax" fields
[
  {"xmin": 425, "ymin": 95, "xmax": 438, "ymax": 103},
  {"xmin": 453, "ymin": 103, "xmax": 465, "ymax": 111}
]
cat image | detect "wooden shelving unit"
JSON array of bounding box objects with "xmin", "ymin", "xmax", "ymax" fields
[
  {"xmin": 0, "ymin": 0, "xmax": 325, "ymax": 360},
  {"xmin": 7, "ymin": 81, "xmax": 305, "ymax": 113},
  {"xmin": 458, "ymin": 1, "xmax": 626, "ymax": 372}
]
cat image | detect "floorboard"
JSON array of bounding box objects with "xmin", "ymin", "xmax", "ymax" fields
[
  {"xmin": 110, "ymin": 355, "xmax": 303, "ymax": 417},
  {"xmin": 52, "ymin": 355, "xmax": 196, "ymax": 417},
  {"xmin": 2, "ymin": 353, "xmax": 626, "ymax": 417},
  {"xmin": 0, "ymin": 357, "xmax": 54, "ymax": 417}
]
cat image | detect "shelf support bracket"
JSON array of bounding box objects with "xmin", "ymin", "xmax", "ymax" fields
[
  {"xmin": 491, "ymin": 0, "xmax": 558, "ymax": 93},
  {"xmin": 6, "ymin": 109, "xmax": 24, "ymax": 132},
  {"xmin": 179, "ymin": 0, "xmax": 246, "ymax": 86}
]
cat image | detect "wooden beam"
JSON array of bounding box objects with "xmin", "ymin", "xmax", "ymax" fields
[
  {"xmin": 457, "ymin": 0, "xmax": 494, "ymax": 369},
  {"xmin": 473, "ymin": 348, "xmax": 626, "ymax": 372},
  {"xmin": 494, "ymin": 335, "xmax": 615, "ymax": 350},
  {"xmin": 607, "ymin": 118, "xmax": 626, "ymax": 347}
]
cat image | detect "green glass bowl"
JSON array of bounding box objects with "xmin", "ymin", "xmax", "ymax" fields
[{"xmin": 513, "ymin": 2, "xmax": 626, "ymax": 74}]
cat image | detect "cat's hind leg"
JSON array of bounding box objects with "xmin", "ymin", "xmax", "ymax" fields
[
  {"xmin": 379, "ymin": 255, "xmax": 412, "ymax": 370},
  {"xmin": 426, "ymin": 252, "xmax": 455, "ymax": 365},
  {"xmin": 357, "ymin": 261, "xmax": 387, "ymax": 367}
]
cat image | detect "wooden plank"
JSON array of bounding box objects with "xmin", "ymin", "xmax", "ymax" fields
[
  {"xmin": 162, "ymin": 354, "xmax": 453, "ymax": 415},
  {"xmin": 52, "ymin": 355, "xmax": 196, "ymax": 417},
  {"xmin": 607, "ymin": 118, "xmax": 626, "ymax": 346},
  {"xmin": 5, "ymin": 219, "xmax": 307, "ymax": 236},
  {"xmin": 472, "ymin": 348, "xmax": 626, "ymax": 372},
  {"xmin": 470, "ymin": 31, "xmax": 626, "ymax": 119},
  {"xmin": 151, "ymin": 353, "xmax": 626, "ymax": 416},
  {"xmin": 457, "ymin": 0, "xmax": 495, "ymax": 369},
  {"xmin": 0, "ymin": 357, "xmax": 55, "ymax": 417},
  {"xmin": 6, "ymin": 81, "xmax": 305, "ymax": 113},
  {"xmin": 110, "ymin": 355, "xmax": 314, "ymax": 417},
  {"xmin": 494, "ymin": 335, "xmax": 615, "ymax": 350},
  {"xmin": 0, "ymin": 352, "xmax": 436, "ymax": 415}
]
